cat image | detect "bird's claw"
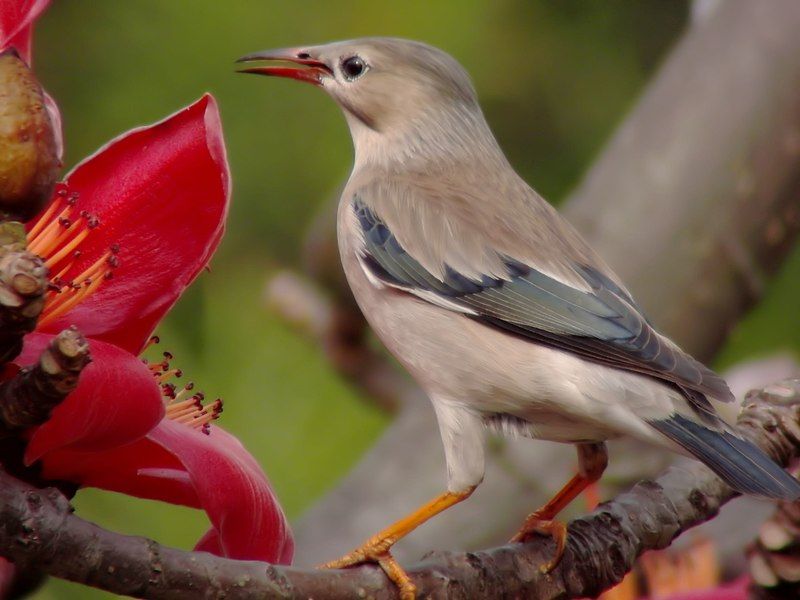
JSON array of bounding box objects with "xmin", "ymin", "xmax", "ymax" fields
[
  {"xmin": 510, "ymin": 513, "xmax": 567, "ymax": 573},
  {"xmin": 319, "ymin": 539, "xmax": 417, "ymax": 600}
]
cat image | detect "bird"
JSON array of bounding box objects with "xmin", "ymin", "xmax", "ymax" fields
[{"xmin": 238, "ymin": 37, "xmax": 800, "ymax": 599}]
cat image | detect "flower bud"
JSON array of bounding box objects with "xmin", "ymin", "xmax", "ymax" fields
[{"xmin": 0, "ymin": 49, "xmax": 59, "ymax": 221}]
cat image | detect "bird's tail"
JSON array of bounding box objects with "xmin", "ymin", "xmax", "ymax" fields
[{"xmin": 648, "ymin": 413, "xmax": 800, "ymax": 500}]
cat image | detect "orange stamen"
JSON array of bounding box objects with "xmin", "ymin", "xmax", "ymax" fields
[
  {"xmin": 28, "ymin": 197, "xmax": 63, "ymax": 238},
  {"xmin": 39, "ymin": 265, "xmax": 106, "ymax": 327},
  {"xmin": 157, "ymin": 369, "xmax": 182, "ymax": 383},
  {"xmin": 169, "ymin": 405, "xmax": 205, "ymax": 421},
  {"xmin": 44, "ymin": 228, "xmax": 90, "ymax": 269},
  {"xmin": 27, "ymin": 206, "xmax": 72, "ymax": 255},
  {"xmin": 165, "ymin": 397, "xmax": 201, "ymax": 414}
]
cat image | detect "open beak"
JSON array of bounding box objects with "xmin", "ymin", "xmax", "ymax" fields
[{"xmin": 236, "ymin": 48, "xmax": 332, "ymax": 86}]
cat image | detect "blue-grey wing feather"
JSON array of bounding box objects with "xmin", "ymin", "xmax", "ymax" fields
[{"xmin": 354, "ymin": 196, "xmax": 733, "ymax": 405}]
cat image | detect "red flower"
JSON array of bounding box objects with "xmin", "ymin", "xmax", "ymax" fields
[
  {"xmin": 16, "ymin": 95, "xmax": 292, "ymax": 565},
  {"xmin": 1, "ymin": 0, "xmax": 293, "ymax": 566}
]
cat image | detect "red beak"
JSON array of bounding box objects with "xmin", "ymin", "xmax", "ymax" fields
[{"xmin": 236, "ymin": 48, "xmax": 332, "ymax": 86}]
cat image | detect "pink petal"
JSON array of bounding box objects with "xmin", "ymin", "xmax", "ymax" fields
[
  {"xmin": 23, "ymin": 333, "xmax": 165, "ymax": 464},
  {"xmin": 0, "ymin": 0, "xmax": 49, "ymax": 64},
  {"xmin": 641, "ymin": 576, "xmax": 748, "ymax": 600},
  {"xmin": 31, "ymin": 94, "xmax": 230, "ymax": 355},
  {"xmin": 149, "ymin": 421, "xmax": 293, "ymax": 564}
]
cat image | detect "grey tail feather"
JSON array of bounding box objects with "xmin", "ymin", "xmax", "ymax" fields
[{"xmin": 648, "ymin": 414, "xmax": 800, "ymax": 501}]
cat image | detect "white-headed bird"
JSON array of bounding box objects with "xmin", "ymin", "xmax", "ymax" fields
[{"xmin": 239, "ymin": 38, "xmax": 800, "ymax": 599}]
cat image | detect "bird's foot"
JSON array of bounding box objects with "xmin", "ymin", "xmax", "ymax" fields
[
  {"xmin": 320, "ymin": 536, "xmax": 416, "ymax": 600},
  {"xmin": 509, "ymin": 511, "xmax": 568, "ymax": 573}
]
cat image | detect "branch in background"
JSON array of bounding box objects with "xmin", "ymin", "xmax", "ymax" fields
[
  {"xmin": 564, "ymin": 0, "xmax": 800, "ymax": 362},
  {"xmin": 0, "ymin": 327, "xmax": 90, "ymax": 435},
  {"xmin": 0, "ymin": 380, "xmax": 797, "ymax": 599},
  {"xmin": 290, "ymin": 0, "xmax": 800, "ymax": 566}
]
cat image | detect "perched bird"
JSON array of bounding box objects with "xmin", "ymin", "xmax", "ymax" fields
[{"xmin": 239, "ymin": 38, "xmax": 800, "ymax": 598}]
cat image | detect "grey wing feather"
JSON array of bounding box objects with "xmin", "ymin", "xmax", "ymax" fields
[{"xmin": 353, "ymin": 195, "xmax": 734, "ymax": 405}]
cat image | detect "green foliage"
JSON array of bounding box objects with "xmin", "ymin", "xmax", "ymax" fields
[{"xmin": 27, "ymin": 0, "xmax": 800, "ymax": 597}]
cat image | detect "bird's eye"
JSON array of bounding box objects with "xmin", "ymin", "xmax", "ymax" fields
[{"xmin": 341, "ymin": 56, "xmax": 367, "ymax": 81}]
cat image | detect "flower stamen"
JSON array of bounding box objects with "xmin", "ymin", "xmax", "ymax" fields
[
  {"xmin": 29, "ymin": 186, "xmax": 121, "ymax": 327},
  {"xmin": 147, "ymin": 349, "xmax": 223, "ymax": 435},
  {"xmin": 38, "ymin": 251, "xmax": 113, "ymax": 328}
]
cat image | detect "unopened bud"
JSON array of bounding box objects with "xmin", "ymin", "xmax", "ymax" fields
[{"xmin": 0, "ymin": 49, "xmax": 59, "ymax": 221}]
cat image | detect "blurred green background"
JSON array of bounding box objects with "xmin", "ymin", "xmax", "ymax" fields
[{"xmin": 26, "ymin": 1, "xmax": 800, "ymax": 597}]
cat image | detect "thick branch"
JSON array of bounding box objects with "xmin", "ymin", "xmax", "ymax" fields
[
  {"xmin": 564, "ymin": 0, "xmax": 800, "ymax": 361},
  {"xmin": 0, "ymin": 380, "xmax": 797, "ymax": 599}
]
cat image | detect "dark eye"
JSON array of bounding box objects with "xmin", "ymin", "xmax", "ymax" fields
[{"xmin": 341, "ymin": 56, "xmax": 367, "ymax": 81}]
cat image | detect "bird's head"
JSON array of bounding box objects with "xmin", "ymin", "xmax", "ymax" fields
[{"xmin": 238, "ymin": 37, "xmax": 484, "ymax": 159}]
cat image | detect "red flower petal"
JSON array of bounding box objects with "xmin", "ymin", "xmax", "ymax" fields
[
  {"xmin": 38, "ymin": 434, "xmax": 199, "ymax": 508},
  {"xmin": 0, "ymin": 0, "xmax": 49, "ymax": 64},
  {"xmin": 32, "ymin": 94, "xmax": 230, "ymax": 355},
  {"xmin": 149, "ymin": 421, "xmax": 293, "ymax": 564},
  {"xmin": 22, "ymin": 332, "xmax": 165, "ymax": 464},
  {"xmin": 39, "ymin": 420, "xmax": 293, "ymax": 564}
]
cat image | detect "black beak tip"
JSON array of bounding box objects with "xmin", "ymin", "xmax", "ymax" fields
[{"xmin": 235, "ymin": 53, "xmax": 259, "ymax": 64}]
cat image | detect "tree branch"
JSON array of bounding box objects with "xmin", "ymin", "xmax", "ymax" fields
[{"xmin": 0, "ymin": 380, "xmax": 797, "ymax": 598}]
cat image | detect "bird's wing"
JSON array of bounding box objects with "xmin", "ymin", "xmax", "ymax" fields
[{"xmin": 351, "ymin": 192, "xmax": 734, "ymax": 406}]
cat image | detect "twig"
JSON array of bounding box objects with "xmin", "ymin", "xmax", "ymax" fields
[
  {"xmin": 0, "ymin": 327, "xmax": 90, "ymax": 434},
  {"xmin": 0, "ymin": 244, "xmax": 48, "ymax": 365}
]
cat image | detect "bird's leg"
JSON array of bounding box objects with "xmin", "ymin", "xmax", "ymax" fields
[
  {"xmin": 320, "ymin": 486, "xmax": 475, "ymax": 600},
  {"xmin": 321, "ymin": 400, "xmax": 484, "ymax": 598},
  {"xmin": 510, "ymin": 442, "xmax": 608, "ymax": 572}
]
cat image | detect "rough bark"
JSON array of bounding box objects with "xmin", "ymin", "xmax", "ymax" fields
[
  {"xmin": 0, "ymin": 241, "xmax": 48, "ymax": 365},
  {"xmin": 291, "ymin": 0, "xmax": 800, "ymax": 566},
  {"xmin": 0, "ymin": 326, "xmax": 90, "ymax": 435},
  {"xmin": 0, "ymin": 380, "xmax": 797, "ymax": 599}
]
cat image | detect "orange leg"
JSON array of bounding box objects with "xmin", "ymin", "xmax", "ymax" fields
[
  {"xmin": 320, "ymin": 486, "xmax": 475, "ymax": 599},
  {"xmin": 510, "ymin": 442, "xmax": 608, "ymax": 572}
]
